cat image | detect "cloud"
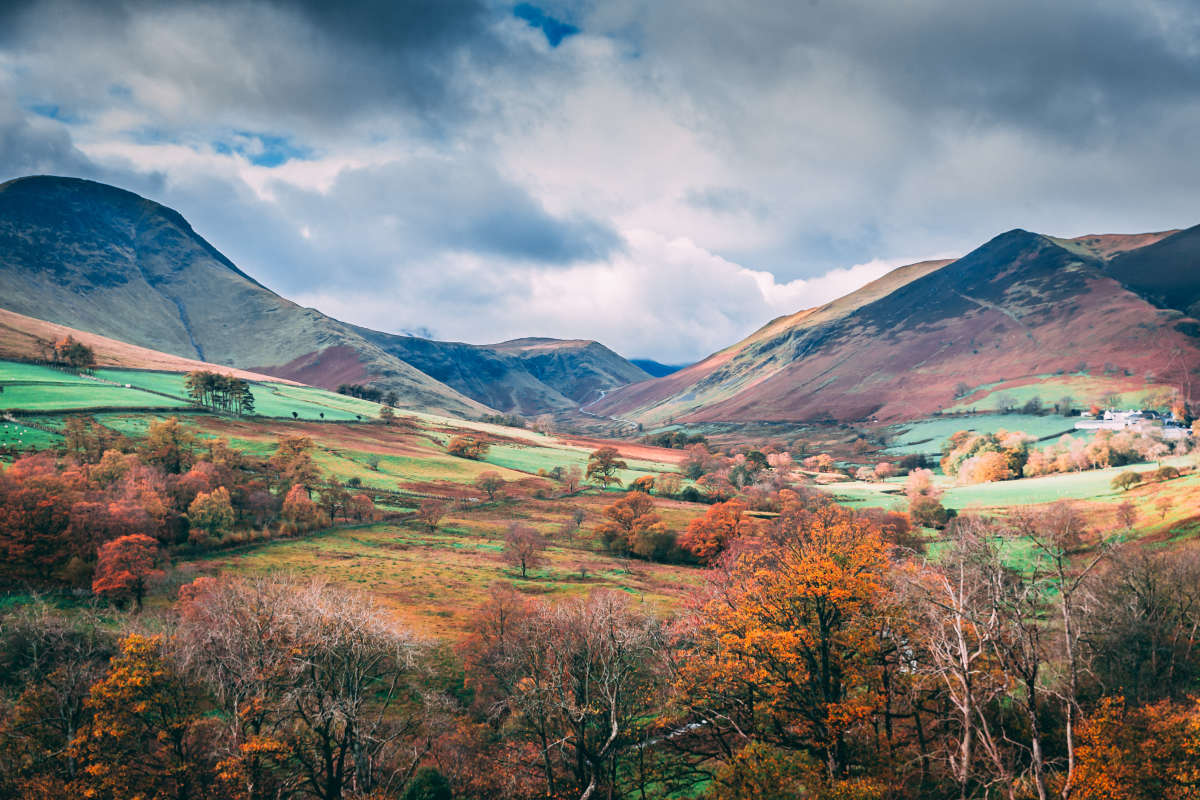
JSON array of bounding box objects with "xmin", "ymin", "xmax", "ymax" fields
[{"xmin": 2, "ymin": 0, "xmax": 1200, "ymax": 362}]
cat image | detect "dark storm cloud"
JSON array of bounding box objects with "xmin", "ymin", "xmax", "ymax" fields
[
  {"xmin": 596, "ymin": 0, "xmax": 1200, "ymax": 144},
  {"xmin": 0, "ymin": 0, "xmax": 508, "ymax": 132}
]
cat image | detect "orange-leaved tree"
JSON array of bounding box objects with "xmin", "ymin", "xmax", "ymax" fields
[
  {"xmin": 678, "ymin": 503, "xmax": 892, "ymax": 786},
  {"xmin": 595, "ymin": 492, "xmax": 673, "ymax": 560},
  {"xmin": 91, "ymin": 534, "xmax": 162, "ymax": 610},
  {"xmin": 678, "ymin": 499, "xmax": 757, "ymax": 563},
  {"xmin": 70, "ymin": 634, "xmax": 213, "ymax": 800},
  {"xmin": 1073, "ymin": 696, "xmax": 1200, "ymax": 800}
]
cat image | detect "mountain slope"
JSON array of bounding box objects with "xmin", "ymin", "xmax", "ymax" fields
[
  {"xmin": 594, "ymin": 230, "xmax": 1200, "ymax": 424},
  {"xmin": 0, "ymin": 175, "xmax": 645, "ymax": 417}
]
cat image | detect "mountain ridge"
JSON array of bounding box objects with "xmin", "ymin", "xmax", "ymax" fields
[{"xmin": 0, "ymin": 175, "xmax": 647, "ymax": 418}]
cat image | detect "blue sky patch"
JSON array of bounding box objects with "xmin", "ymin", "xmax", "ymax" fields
[
  {"xmin": 214, "ymin": 132, "xmax": 311, "ymax": 167},
  {"xmin": 513, "ymin": 3, "xmax": 579, "ymax": 47}
]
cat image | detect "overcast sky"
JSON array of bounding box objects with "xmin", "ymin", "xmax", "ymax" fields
[{"xmin": 2, "ymin": 0, "xmax": 1199, "ymax": 362}]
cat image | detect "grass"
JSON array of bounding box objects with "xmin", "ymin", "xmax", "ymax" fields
[
  {"xmin": 188, "ymin": 519, "xmax": 703, "ymax": 639},
  {"xmin": 0, "ymin": 361, "xmax": 97, "ymax": 384},
  {"xmin": 0, "ymin": 421, "xmax": 63, "ymax": 453},
  {"xmin": 883, "ymin": 413, "xmax": 1079, "ymax": 455},
  {"xmin": 945, "ymin": 374, "xmax": 1167, "ymax": 414},
  {"xmin": 0, "ymin": 382, "xmax": 192, "ymax": 412}
]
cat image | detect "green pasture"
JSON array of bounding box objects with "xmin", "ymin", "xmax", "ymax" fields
[
  {"xmin": 0, "ymin": 382, "xmax": 191, "ymax": 412},
  {"xmin": 883, "ymin": 413, "xmax": 1078, "ymax": 456},
  {"xmin": 0, "ymin": 421, "xmax": 63, "ymax": 452},
  {"xmin": 0, "ymin": 361, "xmax": 97, "ymax": 384},
  {"xmin": 946, "ymin": 374, "xmax": 1168, "ymax": 414}
]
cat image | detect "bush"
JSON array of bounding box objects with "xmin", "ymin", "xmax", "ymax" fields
[
  {"xmin": 1111, "ymin": 471, "xmax": 1141, "ymax": 492},
  {"xmin": 447, "ymin": 435, "xmax": 490, "ymax": 460},
  {"xmin": 910, "ymin": 495, "xmax": 954, "ymax": 529}
]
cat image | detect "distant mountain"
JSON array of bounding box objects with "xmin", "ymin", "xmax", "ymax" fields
[
  {"xmin": 0, "ymin": 175, "xmax": 647, "ymax": 417},
  {"xmin": 629, "ymin": 359, "xmax": 684, "ymax": 378},
  {"xmin": 593, "ymin": 228, "xmax": 1200, "ymax": 424}
]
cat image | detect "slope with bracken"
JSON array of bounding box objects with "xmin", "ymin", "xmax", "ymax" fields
[
  {"xmin": 593, "ymin": 227, "xmax": 1199, "ymax": 424},
  {"xmin": 0, "ymin": 175, "xmax": 647, "ymax": 417}
]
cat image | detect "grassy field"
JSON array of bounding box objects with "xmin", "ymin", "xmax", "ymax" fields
[
  {"xmin": 94, "ymin": 368, "xmax": 387, "ymax": 422},
  {"xmin": 822, "ymin": 456, "xmax": 1194, "ymax": 511},
  {"xmin": 883, "ymin": 413, "xmax": 1079, "ymax": 456},
  {"xmin": 945, "ymin": 374, "xmax": 1167, "ymax": 414},
  {"xmin": 187, "ymin": 501, "xmax": 705, "ymax": 638}
]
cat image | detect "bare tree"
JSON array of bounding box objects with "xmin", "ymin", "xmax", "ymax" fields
[
  {"xmin": 416, "ymin": 498, "xmax": 449, "ymax": 533},
  {"xmin": 503, "ymin": 523, "xmax": 546, "ymax": 579},
  {"xmin": 174, "ymin": 576, "xmax": 425, "ymax": 800},
  {"xmin": 463, "ymin": 589, "xmax": 664, "ymax": 799}
]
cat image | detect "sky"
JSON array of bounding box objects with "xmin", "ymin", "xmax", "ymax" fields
[{"xmin": 1, "ymin": 0, "xmax": 1199, "ymax": 363}]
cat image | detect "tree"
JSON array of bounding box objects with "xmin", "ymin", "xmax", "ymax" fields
[
  {"xmin": 1156, "ymin": 495, "xmax": 1174, "ymax": 520},
  {"xmin": 91, "ymin": 534, "xmax": 161, "ymax": 610},
  {"xmin": 679, "ymin": 504, "xmax": 892, "ymax": 782},
  {"xmin": 417, "ymin": 498, "xmax": 448, "ymax": 532},
  {"xmin": 474, "ymin": 471, "xmax": 505, "ymax": 501},
  {"xmin": 503, "ymin": 523, "xmax": 545, "ymax": 578},
  {"xmin": 630, "ymin": 475, "xmax": 656, "ymax": 493},
  {"xmin": 447, "ymin": 435, "xmax": 489, "ymax": 460},
  {"xmin": 678, "ymin": 499, "xmax": 757, "ymax": 563},
  {"xmin": 268, "ymin": 435, "xmax": 320, "ymax": 494},
  {"xmin": 910, "ymin": 494, "xmax": 952, "ymax": 528},
  {"xmin": 174, "ymin": 576, "xmax": 424, "ymax": 800},
  {"xmin": 596, "ymin": 492, "xmax": 672, "ymax": 559},
  {"xmin": 463, "ymin": 589, "xmax": 663, "ymax": 798},
  {"xmin": 141, "ymin": 416, "xmax": 196, "ymax": 474},
  {"xmin": 1111, "ymin": 470, "xmax": 1141, "ymax": 492},
  {"xmin": 348, "ymin": 493, "xmax": 376, "ymax": 522},
  {"xmin": 70, "ymin": 634, "xmax": 213, "ymax": 800},
  {"xmin": 586, "ymin": 447, "xmax": 627, "ymax": 488},
  {"xmin": 52, "ymin": 335, "xmax": 95, "ymax": 371},
  {"xmin": 379, "ymin": 405, "xmax": 396, "ymax": 424},
  {"xmin": 187, "ymin": 485, "xmax": 235, "ymax": 544},
  {"xmin": 1073, "ymin": 696, "xmax": 1200, "ymax": 800},
  {"xmin": 562, "ymin": 466, "xmax": 583, "ymax": 494},
  {"xmin": 281, "ymin": 483, "xmax": 324, "ymax": 534},
  {"xmin": 1116, "ymin": 500, "xmax": 1138, "ymax": 531},
  {"xmin": 401, "ymin": 767, "xmax": 452, "ymax": 800},
  {"xmin": 318, "ymin": 478, "xmax": 351, "ymax": 522}
]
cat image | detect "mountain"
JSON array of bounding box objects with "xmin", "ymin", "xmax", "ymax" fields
[
  {"xmin": 351, "ymin": 332, "xmax": 649, "ymax": 416},
  {"xmin": 592, "ymin": 228, "xmax": 1200, "ymax": 424},
  {"xmin": 0, "ymin": 175, "xmax": 646, "ymax": 417},
  {"xmin": 629, "ymin": 359, "xmax": 684, "ymax": 378}
]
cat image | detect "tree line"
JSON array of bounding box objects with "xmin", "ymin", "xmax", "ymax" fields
[{"xmin": 185, "ymin": 370, "xmax": 257, "ymax": 415}]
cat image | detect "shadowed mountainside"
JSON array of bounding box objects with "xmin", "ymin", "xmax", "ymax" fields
[
  {"xmin": 594, "ymin": 228, "xmax": 1200, "ymax": 424},
  {"xmin": 0, "ymin": 176, "xmax": 647, "ymax": 417}
]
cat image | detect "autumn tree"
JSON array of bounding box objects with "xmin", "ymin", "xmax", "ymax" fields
[
  {"xmin": 268, "ymin": 435, "xmax": 320, "ymax": 494},
  {"xmin": 379, "ymin": 405, "xmax": 396, "ymax": 424},
  {"xmin": 187, "ymin": 485, "xmax": 235, "ymax": 544},
  {"xmin": 70, "ymin": 634, "xmax": 214, "ymax": 800},
  {"xmin": 0, "ymin": 601, "xmax": 115, "ymax": 797},
  {"xmin": 447, "ymin": 435, "xmax": 489, "ymax": 460},
  {"xmin": 1073, "ymin": 696, "xmax": 1200, "ymax": 800},
  {"xmin": 630, "ymin": 474, "xmax": 656, "ymax": 493},
  {"xmin": 1116, "ymin": 500, "xmax": 1138, "ymax": 531},
  {"xmin": 1156, "ymin": 495, "xmax": 1174, "ymax": 520},
  {"xmin": 561, "ymin": 465, "xmax": 583, "ymax": 494},
  {"xmin": 417, "ymin": 497, "xmax": 449, "ymax": 532},
  {"xmin": 596, "ymin": 491, "xmax": 675, "ymax": 560},
  {"xmin": 474, "ymin": 471, "xmax": 505, "ymax": 501},
  {"xmin": 586, "ymin": 446, "xmax": 627, "ymax": 488},
  {"xmin": 503, "ymin": 522, "xmax": 545, "ymax": 578},
  {"xmin": 141, "ymin": 416, "xmax": 197, "ymax": 474},
  {"xmin": 174, "ymin": 576, "xmax": 425, "ymax": 800},
  {"xmin": 678, "ymin": 503, "xmax": 892, "ymax": 785},
  {"xmin": 281, "ymin": 483, "xmax": 324, "ymax": 534},
  {"xmin": 678, "ymin": 498, "xmax": 757, "ymax": 563},
  {"xmin": 1111, "ymin": 470, "xmax": 1140, "ymax": 491},
  {"xmin": 463, "ymin": 589, "xmax": 665, "ymax": 798},
  {"xmin": 348, "ymin": 493, "xmax": 376, "ymax": 522},
  {"xmin": 91, "ymin": 534, "xmax": 162, "ymax": 610}
]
